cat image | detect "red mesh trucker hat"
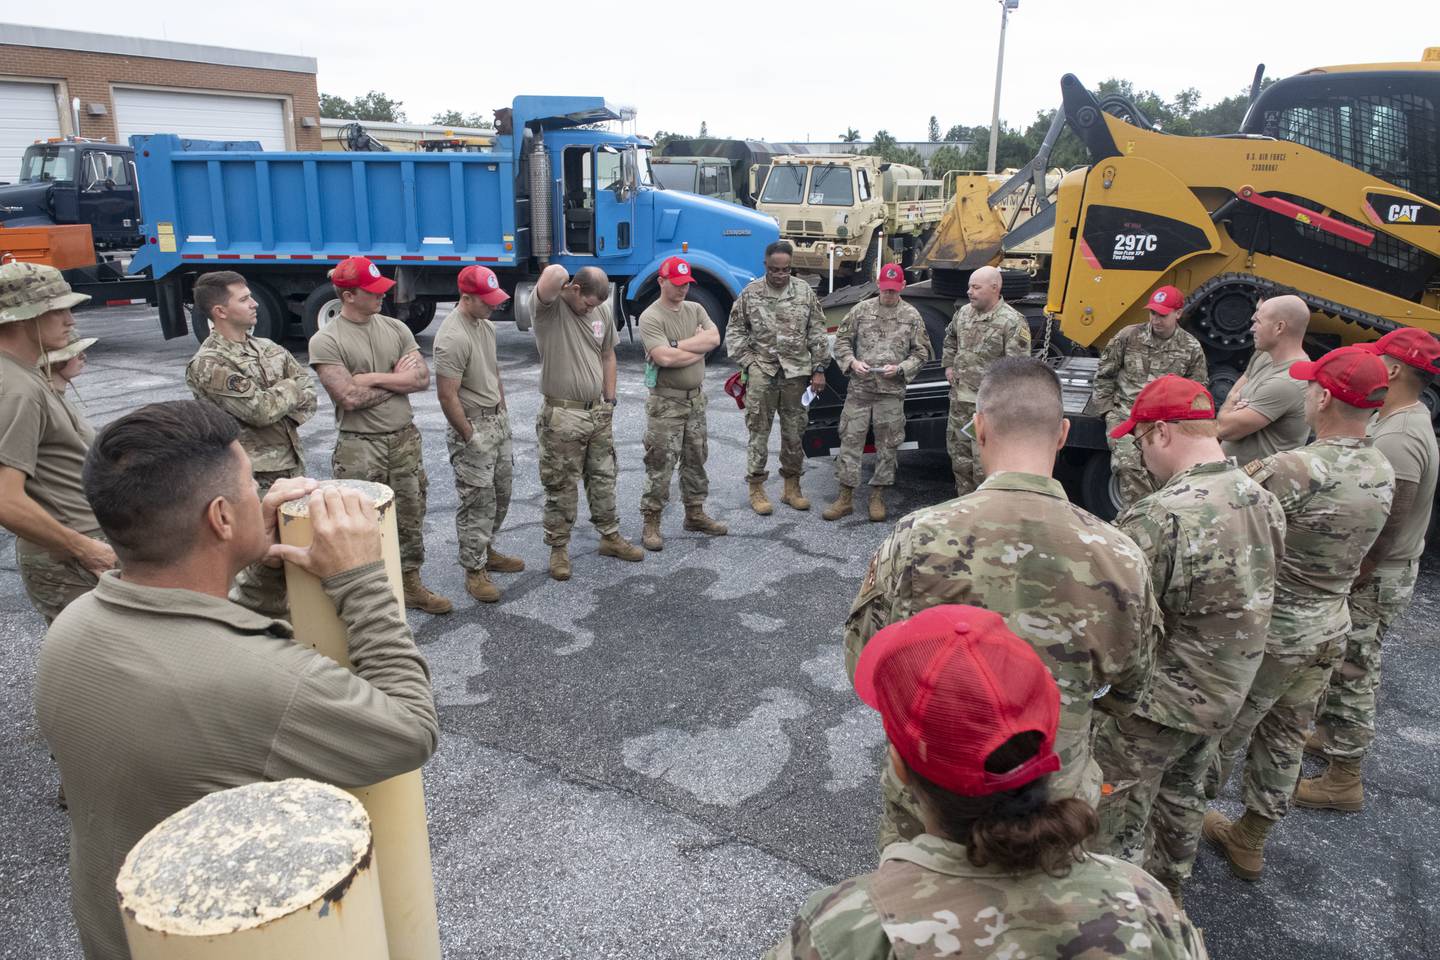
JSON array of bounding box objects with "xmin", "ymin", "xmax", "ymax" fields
[
  {"xmin": 659, "ymin": 256, "xmax": 696, "ymax": 285},
  {"xmin": 330, "ymin": 256, "xmax": 395, "ymax": 295},
  {"xmin": 854, "ymin": 604, "xmax": 1061, "ymax": 797},
  {"xmin": 1290, "ymin": 345, "xmax": 1389, "ymax": 409},
  {"xmin": 458, "ymin": 265, "xmax": 510, "ymax": 306},
  {"xmin": 1359, "ymin": 328, "xmax": 1440, "ymax": 374},
  {"xmin": 1108, "ymin": 375, "xmax": 1216, "ymax": 439}
]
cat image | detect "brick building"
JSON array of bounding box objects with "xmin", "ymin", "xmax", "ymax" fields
[{"xmin": 0, "ymin": 23, "xmax": 319, "ymax": 181}]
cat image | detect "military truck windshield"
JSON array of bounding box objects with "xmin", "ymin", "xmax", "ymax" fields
[
  {"xmin": 19, "ymin": 145, "xmax": 76, "ymax": 183},
  {"xmin": 807, "ymin": 165, "xmax": 854, "ymax": 206},
  {"xmin": 761, "ymin": 164, "xmax": 806, "ymax": 204},
  {"xmin": 652, "ymin": 161, "xmax": 699, "ymax": 192}
]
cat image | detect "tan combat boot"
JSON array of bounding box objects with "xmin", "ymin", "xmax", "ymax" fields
[
  {"xmin": 599, "ymin": 532, "xmax": 645, "ymax": 562},
  {"xmin": 1201, "ymin": 809, "xmax": 1272, "ymax": 881},
  {"xmin": 822, "ymin": 486, "xmax": 854, "ymax": 521},
  {"xmin": 402, "ymin": 570, "xmax": 453, "ymax": 615},
  {"xmin": 642, "ymin": 512, "xmax": 664, "ymax": 552},
  {"xmin": 683, "ymin": 503, "xmax": 728, "ymax": 536},
  {"xmin": 1303, "ymin": 724, "xmax": 1330, "ymax": 758},
  {"xmin": 465, "ymin": 568, "xmax": 501, "ymax": 604},
  {"xmin": 485, "ymin": 545, "xmax": 525, "ymax": 573},
  {"xmin": 748, "ymin": 480, "xmax": 773, "ymax": 516},
  {"xmin": 1294, "ymin": 759, "xmax": 1364, "ymax": 812},
  {"xmin": 868, "ymin": 487, "xmax": 887, "ymax": 522},
  {"xmin": 549, "ymin": 545, "xmax": 571, "ymax": 582},
  {"xmin": 780, "ymin": 475, "xmax": 810, "ymax": 511}
]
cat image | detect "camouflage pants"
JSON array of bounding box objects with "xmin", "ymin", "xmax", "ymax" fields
[
  {"xmin": 1105, "ymin": 413, "xmax": 1156, "ymax": 508},
  {"xmin": 877, "ymin": 760, "xmax": 927, "ymax": 853},
  {"xmin": 744, "ymin": 366, "xmax": 808, "ymax": 482},
  {"xmin": 641, "ymin": 391, "xmax": 709, "ymax": 515},
  {"xmin": 16, "ymin": 532, "xmax": 107, "ymax": 625},
  {"xmin": 1092, "ymin": 712, "xmax": 1215, "ymax": 890},
  {"xmin": 447, "ymin": 412, "xmax": 514, "ymax": 571},
  {"xmin": 946, "ymin": 394, "xmax": 981, "ymax": 496},
  {"xmin": 834, "ymin": 389, "xmax": 904, "ymax": 489},
  {"xmin": 232, "ymin": 466, "xmax": 304, "ymax": 616},
  {"xmin": 1213, "ymin": 647, "xmax": 1337, "ymax": 821},
  {"xmin": 332, "ymin": 424, "xmax": 428, "ymax": 572},
  {"xmin": 536, "ymin": 400, "xmax": 619, "ymax": 546},
  {"xmin": 1317, "ymin": 561, "xmax": 1418, "ymax": 761}
]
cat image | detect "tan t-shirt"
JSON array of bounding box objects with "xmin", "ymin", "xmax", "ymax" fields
[
  {"xmin": 432, "ymin": 306, "xmax": 501, "ymax": 416},
  {"xmin": 1222, "ymin": 352, "xmax": 1310, "ymax": 463},
  {"xmin": 0, "ymin": 351, "xmax": 100, "ymax": 541},
  {"xmin": 639, "ymin": 300, "xmax": 709, "ymax": 391},
  {"xmin": 531, "ymin": 292, "xmax": 616, "ymax": 402},
  {"xmin": 307, "ymin": 314, "xmax": 419, "ymax": 434},
  {"xmin": 1371, "ymin": 403, "xmax": 1439, "ymax": 564}
]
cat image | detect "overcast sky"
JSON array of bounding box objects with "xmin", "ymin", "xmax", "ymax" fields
[{"xmin": 13, "ymin": 2, "xmax": 1437, "ymax": 142}]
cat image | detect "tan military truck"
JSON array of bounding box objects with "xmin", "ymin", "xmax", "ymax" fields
[{"xmin": 756, "ymin": 155, "xmax": 944, "ymax": 289}]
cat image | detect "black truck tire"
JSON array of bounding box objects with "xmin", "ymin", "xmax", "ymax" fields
[
  {"xmin": 684, "ymin": 284, "xmax": 728, "ymax": 362},
  {"xmin": 301, "ymin": 282, "xmax": 343, "ymax": 339},
  {"xmin": 1080, "ymin": 450, "xmax": 1122, "ymax": 522}
]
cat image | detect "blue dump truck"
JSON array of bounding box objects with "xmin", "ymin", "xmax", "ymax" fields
[{"xmin": 127, "ymin": 96, "xmax": 778, "ymax": 342}]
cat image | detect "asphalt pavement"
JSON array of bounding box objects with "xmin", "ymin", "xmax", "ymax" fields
[{"xmin": 1, "ymin": 305, "xmax": 1437, "ymax": 959}]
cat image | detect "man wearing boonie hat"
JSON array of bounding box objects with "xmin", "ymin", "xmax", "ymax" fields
[
  {"xmin": 822, "ymin": 262, "xmax": 929, "ymax": 524},
  {"xmin": 433, "ymin": 265, "xmax": 524, "ymax": 603},
  {"xmin": 636, "ymin": 255, "xmax": 727, "ymax": 552},
  {"xmin": 1299, "ymin": 329, "xmax": 1440, "ymax": 813},
  {"xmin": 847, "ymin": 357, "xmax": 1157, "ymax": 850},
  {"xmin": 768, "ymin": 605, "xmax": 1206, "ymax": 959},
  {"xmin": 309, "ymin": 256, "xmax": 452, "ymax": 615},
  {"xmin": 0, "ymin": 260, "xmax": 116, "ymax": 623},
  {"xmin": 41, "ymin": 333, "xmax": 98, "ymax": 400},
  {"xmin": 1092, "ymin": 284, "xmax": 1208, "ymax": 509},
  {"xmin": 1093, "ymin": 375, "xmax": 1284, "ymax": 903},
  {"xmin": 1206, "ymin": 346, "xmax": 1395, "ymax": 881}
]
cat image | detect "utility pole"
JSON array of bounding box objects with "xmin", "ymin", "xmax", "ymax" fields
[{"xmin": 987, "ymin": 0, "xmax": 1019, "ymax": 174}]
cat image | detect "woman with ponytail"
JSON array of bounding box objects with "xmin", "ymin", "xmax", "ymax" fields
[{"xmin": 766, "ymin": 605, "xmax": 1207, "ymax": 959}]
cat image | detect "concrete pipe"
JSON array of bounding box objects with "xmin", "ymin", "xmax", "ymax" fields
[
  {"xmin": 117, "ymin": 778, "xmax": 387, "ymax": 959},
  {"xmin": 279, "ymin": 480, "xmax": 441, "ymax": 960}
]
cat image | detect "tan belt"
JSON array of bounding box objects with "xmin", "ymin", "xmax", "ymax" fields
[
  {"xmin": 652, "ymin": 386, "xmax": 702, "ymax": 400},
  {"xmin": 467, "ymin": 404, "xmax": 503, "ymax": 417},
  {"xmin": 543, "ymin": 396, "xmax": 603, "ymax": 410}
]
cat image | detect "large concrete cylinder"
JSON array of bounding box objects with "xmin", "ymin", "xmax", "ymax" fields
[
  {"xmin": 117, "ymin": 778, "xmax": 388, "ymax": 959},
  {"xmin": 279, "ymin": 480, "xmax": 441, "ymax": 960}
]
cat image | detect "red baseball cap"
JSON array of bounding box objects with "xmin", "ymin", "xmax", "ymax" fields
[
  {"xmin": 1109, "ymin": 375, "xmax": 1216, "ymax": 438},
  {"xmin": 1359, "ymin": 328, "xmax": 1440, "ymax": 374},
  {"xmin": 854, "ymin": 604, "xmax": 1061, "ymax": 798},
  {"xmin": 1145, "ymin": 285, "xmax": 1185, "ymax": 316},
  {"xmin": 1290, "ymin": 345, "xmax": 1389, "ymax": 409},
  {"xmin": 877, "ymin": 262, "xmax": 906, "ymax": 292},
  {"xmin": 659, "ymin": 256, "xmax": 696, "ymax": 285},
  {"xmin": 329, "ymin": 256, "xmax": 395, "ymax": 295},
  {"xmin": 457, "ymin": 265, "xmax": 510, "ymax": 306}
]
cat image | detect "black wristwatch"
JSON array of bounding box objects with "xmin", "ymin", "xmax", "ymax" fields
[{"xmin": 668, "ymin": 338, "xmax": 679, "ymax": 348}]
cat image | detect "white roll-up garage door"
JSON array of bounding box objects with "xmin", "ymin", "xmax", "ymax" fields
[
  {"xmin": 114, "ymin": 88, "xmax": 287, "ymax": 150},
  {"xmin": 0, "ymin": 80, "xmax": 61, "ymax": 183}
]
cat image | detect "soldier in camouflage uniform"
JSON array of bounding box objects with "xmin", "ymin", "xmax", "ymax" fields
[
  {"xmin": 41, "ymin": 333, "xmax": 97, "ymax": 398},
  {"xmin": 823, "ymin": 263, "xmax": 929, "ymax": 524},
  {"xmin": 0, "ymin": 261, "xmax": 115, "ymax": 623},
  {"xmin": 433, "ymin": 265, "xmax": 524, "ymax": 604},
  {"xmin": 770, "ymin": 604, "xmax": 1206, "ymax": 960},
  {"xmin": 846, "ymin": 358, "xmax": 1158, "ymax": 850},
  {"xmin": 186, "ymin": 272, "xmax": 316, "ymax": 497},
  {"xmin": 530, "ymin": 263, "xmax": 644, "ymax": 580},
  {"xmin": 1298, "ymin": 329, "xmax": 1440, "ymax": 811},
  {"xmin": 725, "ymin": 240, "xmax": 828, "ymax": 515},
  {"xmin": 1092, "ymin": 286, "xmax": 1208, "ymax": 508},
  {"xmin": 636, "ymin": 256, "xmax": 726, "ymax": 551},
  {"xmin": 1093, "ymin": 376, "xmax": 1285, "ymax": 901},
  {"xmin": 1206, "ymin": 347, "xmax": 1395, "ymax": 881},
  {"xmin": 942, "ymin": 265, "xmax": 1031, "ymax": 497},
  {"xmin": 309, "ymin": 256, "xmax": 452, "ymax": 615}
]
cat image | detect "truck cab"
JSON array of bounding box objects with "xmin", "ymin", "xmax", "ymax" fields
[
  {"xmin": 650, "ymin": 156, "xmax": 739, "ymax": 204},
  {"xmin": 0, "ymin": 139, "xmax": 141, "ymax": 248}
]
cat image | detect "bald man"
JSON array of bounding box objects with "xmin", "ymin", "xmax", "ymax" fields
[
  {"xmin": 1219, "ymin": 296, "xmax": 1312, "ymax": 462},
  {"xmin": 941, "ymin": 265, "xmax": 1031, "ymax": 496}
]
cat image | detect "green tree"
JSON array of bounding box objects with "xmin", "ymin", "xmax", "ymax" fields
[
  {"xmin": 861, "ymin": 130, "xmax": 924, "ymax": 167},
  {"xmin": 928, "ymin": 116, "xmax": 941, "ymax": 143},
  {"xmin": 699, "ymin": 120, "xmax": 709, "ymax": 138},
  {"xmin": 319, "ymin": 90, "xmax": 407, "ymax": 123},
  {"xmin": 650, "ymin": 130, "xmax": 683, "ymax": 153},
  {"xmin": 841, "ymin": 127, "xmax": 862, "ymax": 142},
  {"xmin": 430, "ymin": 109, "xmax": 492, "ymax": 129}
]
